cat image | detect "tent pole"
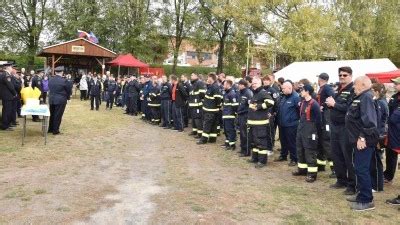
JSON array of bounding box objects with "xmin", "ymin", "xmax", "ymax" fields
[
  {"xmin": 118, "ymin": 65, "xmax": 120, "ymax": 77},
  {"xmin": 128, "ymin": 67, "xmax": 130, "ymax": 76}
]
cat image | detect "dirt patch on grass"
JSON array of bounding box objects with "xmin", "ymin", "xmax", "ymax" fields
[{"xmin": 0, "ymin": 100, "xmax": 399, "ymax": 224}]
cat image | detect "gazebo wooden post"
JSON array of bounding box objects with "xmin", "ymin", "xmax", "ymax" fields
[
  {"xmin": 51, "ymin": 54, "xmax": 55, "ymax": 76},
  {"xmin": 102, "ymin": 58, "xmax": 105, "ymax": 75}
]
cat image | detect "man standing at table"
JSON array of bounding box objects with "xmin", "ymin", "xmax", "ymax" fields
[{"xmin": 48, "ymin": 66, "xmax": 71, "ymax": 135}]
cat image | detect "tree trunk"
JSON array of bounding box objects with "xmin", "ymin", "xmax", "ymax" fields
[
  {"xmin": 216, "ymin": 20, "xmax": 230, "ymax": 74},
  {"xmin": 27, "ymin": 35, "xmax": 36, "ymax": 70},
  {"xmin": 172, "ymin": 48, "xmax": 179, "ymax": 75}
]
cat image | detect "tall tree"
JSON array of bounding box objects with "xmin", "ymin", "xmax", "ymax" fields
[
  {"xmin": 199, "ymin": 0, "xmax": 233, "ymax": 74},
  {"xmin": 161, "ymin": 0, "xmax": 197, "ymax": 74},
  {"xmin": 0, "ymin": 0, "xmax": 55, "ymax": 68}
]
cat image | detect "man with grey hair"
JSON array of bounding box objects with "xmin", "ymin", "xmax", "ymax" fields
[{"xmin": 345, "ymin": 76, "xmax": 378, "ymax": 211}]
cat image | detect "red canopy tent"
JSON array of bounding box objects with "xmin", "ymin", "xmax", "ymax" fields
[
  {"xmin": 106, "ymin": 53, "xmax": 149, "ymax": 76},
  {"xmin": 366, "ymin": 69, "xmax": 400, "ymax": 83}
]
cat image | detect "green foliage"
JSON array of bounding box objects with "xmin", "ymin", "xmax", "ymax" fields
[{"xmin": 0, "ymin": 53, "xmax": 44, "ymax": 70}]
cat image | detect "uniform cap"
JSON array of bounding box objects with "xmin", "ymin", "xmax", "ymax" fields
[
  {"xmin": 54, "ymin": 66, "xmax": 64, "ymax": 72},
  {"xmin": 391, "ymin": 77, "xmax": 400, "ymax": 84},
  {"xmin": 318, "ymin": 72, "xmax": 329, "ymax": 81},
  {"xmin": 238, "ymin": 79, "xmax": 248, "ymax": 86}
]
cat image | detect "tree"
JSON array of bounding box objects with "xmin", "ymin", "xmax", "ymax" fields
[
  {"xmin": 0, "ymin": 0, "xmax": 56, "ymax": 68},
  {"xmin": 198, "ymin": 0, "xmax": 233, "ymax": 74},
  {"xmin": 161, "ymin": 0, "xmax": 197, "ymax": 74}
]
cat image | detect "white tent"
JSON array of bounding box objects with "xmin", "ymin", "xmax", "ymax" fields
[{"xmin": 274, "ymin": 58, "xmax": 398, "ymax": 83}]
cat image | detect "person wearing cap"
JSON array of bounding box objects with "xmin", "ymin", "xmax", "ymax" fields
[
  {"xmin": 10, "ymin": 68, "xmax": 21, "ymax": 127},
  {"xmin": 48, "ymin": 66, "xmax": 71, "ymax": 135},
  {"xmin": 326, "ymin": 66, "xmax": 356, "ymax": 195},
  {"xmin": 385, "ymin": 78, "xmax": 400, "ymax": 207},
  {"xmin": 316, "ymin": 72, "xmax": 335, "ymax": 176},
  {"xmin": 292, "ymin": 84, "xmax": 321, "ymax": 182},
  {"xmin": 105, "ymin": 75, "xmax": 117, "ymax": 110},
  {"xmin": 237, "ymin": 79, "xmax": 253, "ymax": 157},
  {"xmin": 383, "ymin": 77, "xmax": 400, "ymax": 185},
  {"xmin": 31, "ymin": 70, "xmax": 43, "ymax": 122},
  {"xmin": 126, "ymin": 76, "xmax": 140, "ymax": 115},
  {"xmin": 171, "ymin": 75, "xmax": 189, "ymax": 132},
  {"xmin": 0, "ymin": 63, "xmax": 17, "ymax": 131},
  {"xmin": 344, "ymin": 76, "xmax": 378, "ymax": 211},
  {"xmin": 89, "ymin": 74, "xmax": 102, "ymax": 111}
]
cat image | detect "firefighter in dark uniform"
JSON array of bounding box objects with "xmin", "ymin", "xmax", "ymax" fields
[
  {"xmin": 105, "ymin": 76, "xmax": 117, "ymax": 110},
  {"xmin": 160, "ymin": 75, "xmax": 172, "ymax": 128},
  {"xmin": 0, "ymin": 63, "xmax": 17, "ymax": 131},
  {"xmin": 248, "ymin": 77, "xmax": 275, "ymax": 168},
  {"xmin": 148, "ymin": 76, "xmax": 161, "ymax": 124},
  {"xmin": 188, "ymin": 73, "xmax": 206, "ymax": 137},
  {"xmin": 316, "ymin": 73, "xmax": 335, "ymax": 175},
  {"xmin": 237, "ymin": 79, "xmax": 253, "ymax": 157},
  {"xmin": 385, "ymin": 77, "xmax": 400, "ymax": 207},
  {"xmin": 48, "ymin": 66, "xmax": 72, "ymax": 135},
  {"xmin": 344, "ymin": 76, "xmax": 378, "ymax": 211},
  {"xmin": 262, "ymin": 75, "xmax": 280, "ymax": 150},
  {"xmin": 127, "ymin": 76, "xmax": 140, "ymax": 115},
  {"xmin": 197, "ymin": 73, "xmax": 223, "ymax": 144},
  {"xmin": 222, "ymin": 80, "xmax": 239, "ymax": 150},
  {"xmin": 89, "ymin": 75, "xmax": 102, "ymax": 111},
  {"xmin": 384, "ymin": 77, "xmax": 400, "ymax": 184},
  {"xmin": 326, "ymin": 66, "xmax": 356, "ymax": 195},
  {"xmin": 292, "ymin": 84, "xmax": 322, "ymax": 182},
  {"xmin": 10, "ymin": 69, "xmax": 21, "ymax": 127}
]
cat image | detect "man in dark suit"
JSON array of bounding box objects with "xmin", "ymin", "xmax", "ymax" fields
[
  {"xmin": 48, "ymin": 66, "xmax": 72, "ymax": 135},
  {"xmin": 89, "ymin": 74, "xmax": 102, "ymax": 111},
  {"xmin": 0, "ymin": 63, "xmax": 17, "ymax": 131}
]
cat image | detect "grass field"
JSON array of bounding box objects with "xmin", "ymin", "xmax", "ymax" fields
[{"xmin": 0, "ymin": 98, "xmax": 399, "ymax": 224}]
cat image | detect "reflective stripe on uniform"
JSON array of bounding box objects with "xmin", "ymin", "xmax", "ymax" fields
[
  {"xmin": 229, "ymin": 142, "xmax": 235, "ymax": 145},
  {"xmin": 205, "ymin": 95, "xmax": 215, "ymax": 99},
  {"xmin": 192, "ymin": 128, "xmax": 198, "ymax": 132},
  {"xmin": 203, "ymin": 107, "xmax": 219, "ymax": 112},
  {"xmin": 247, "ymin": 120, "xmax": 269, "ymax": 125},
  {"xmin": 252, "ymin": 148, "xmax": 259, "ymax": 153},
  {"xmin": 298, "ymin": 163, "xmax": 308, "ymax": 169},
  {"xmin": 329, "ymin": 161, "xmax": 334, "ymax": 167},
  {"xmin": 214, "ymin": 94, "xmax": 223, "ymax": 98},
  {"xmin": 258, "ymin": 150, "xmax": 273, "ymax": 156},
  {"xmin": 202, "ymin": 133, "xmax": 210, "ymax": 138},
  {"xmin": 209, "ymin": 133, "xmax": 218, "ymax": 137},
  {"xmin": 222, "ymin": 115, "xmax": 235, "ymax": 119},
  {"xmin": 308, "ymin": 167, "xmax": 318, "ymax": 173},
  {"xmin": 197, "ymin": 130, "xmax": 203, "ymax": 133},
  {"xmin": 317, "ymin": 159, "xmax": 327, "ymax": 165},
  {"xmin": 148, "ymin": 103, "xmax": 161, "ymax": 107},
  {"xmin": 264, "ymin": 99, "xmax": 274, "ymax": 105}
]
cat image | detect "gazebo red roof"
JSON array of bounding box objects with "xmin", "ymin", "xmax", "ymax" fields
[
  {"xmin": 107, "ymin": 53, "xmax": 149, "ymax": 68},
  {"xmin": 366, "ymin": 69, "xmax": 400, "ymax": 83}
]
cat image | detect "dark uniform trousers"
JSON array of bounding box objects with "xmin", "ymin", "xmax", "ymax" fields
[
  {"xmin": 49, "ymin": 104, "xmax": 66, "ymax": 133},
  {"xmin": 354, "ymin": 146, "xmax": 374, "ymax": 203},
  {"xmin": 331, "ymin": 124, "xmax": 356, "ymax": 189},
  {"xmin": 191, "ymin": 108, "xmax": 203, "ymax": 137},
  {"xmin": 317, "ymin": 110, "xmax": 333, "ymax": 170},
  {"xmin": 106, "ymin": 92, "xmax": 115, "ymax": 109},
  {"xmin": 150, "ymin": 106, "xmax": 161, "ymax": 123},
  {"xmin": 90, "ymin": 95, "xmax": 100, "ymax": 110},
  {"xmin": 296, "ymin": 121, "xmax": 319, "ymax": 175},
  {"xmin": 370, "ymin": 148, "xmax": 384, "ymax": 191},
  {"xmin": 279, "ymin": 125, "xmax": 298, "ymax": 162},
  {"xmin": 202, "ymin": 112, "xmax": 219, "ymax": 142},
  {"xmin": 238, "ymin": 114, "xmax": 251, "ymax": 156},
  {"xmin": 127, "ymin": 95, "xmax": 138, "ymax": 115},
  {"xmin": 161, "ymin": 100, "xmax": 171, "ymax": 127},
  {"xmin": 1, "ymin": 100, "xmax": 13, "ymax": 129},
  {"xmin": 251, "ymin": 123, "xmax": 272, "ymax": 164},
  {"xmin": 11, "ymin": 98, "xmax": 18, "ymax": 124},
  {"xmin": 384, "ymin": 148, "xmax": 398, "ymax": 181},
  {"xmin": 223, "ymin": 118, "xmax": 236, "ymax": 147},
  {"xmin": 172, "ymin": 102, "xmax": 184, "ymax": 130}
]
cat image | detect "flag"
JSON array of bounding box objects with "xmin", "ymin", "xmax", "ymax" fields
[
  {"xmin": 88, "ymin": 31, "xmax": 99, "ymax": 44},
  {"xmin": 77, "ymin": 30, "xmax": 99, "ymax": 44},
  {"xmin": 77, "ymin": 29, "xmax": 89, "ymax": 38}
]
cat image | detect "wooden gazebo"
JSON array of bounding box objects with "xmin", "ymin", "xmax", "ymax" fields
[{"xmin": 37, "ymin": 38, "xmax": 117, "ymax": 75}]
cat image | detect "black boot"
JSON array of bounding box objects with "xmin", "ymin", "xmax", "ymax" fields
[
  {"xmin": 318, "ymin": 165, "xmax": 326, "ymax": 172},
  {"xmin": 209, "ymin": 137, "xmax": 217, "ymax": 143},
  {"xmin": 189, "ymin": 131, "xmax": 197, "ymax": 136},
  {"xmin": 292, "ymin": 168, "xmax": 307, "ymax": 176},
  {"xmin": 197, "ymin": 138, "xmax": 208, "ymax": 145},
  {"xmin": 305, "ymin": 173, "xmax": 317, "ymax": 183}
]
